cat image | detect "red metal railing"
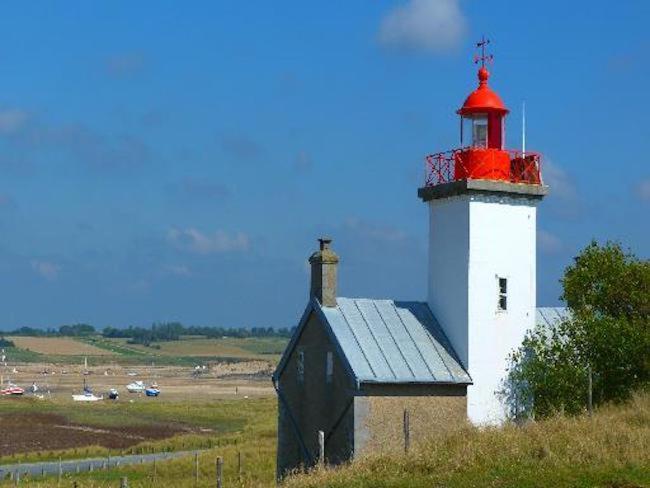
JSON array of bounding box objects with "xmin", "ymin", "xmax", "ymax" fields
[{"xmin": 424, "ymin": 148, "xmax": 543, "ymax": 187}]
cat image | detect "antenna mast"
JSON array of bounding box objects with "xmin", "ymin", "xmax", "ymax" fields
[{"xmin": 522, "ymin": 101, "xmax": 526, "ymax": 157}]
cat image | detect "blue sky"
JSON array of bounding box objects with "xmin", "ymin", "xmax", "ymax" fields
[{"xmin": 0, "ymin": 1, "xmax": 647, "ymax": 329}]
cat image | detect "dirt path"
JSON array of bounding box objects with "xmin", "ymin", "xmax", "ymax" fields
[{"xmin": 0, "ymin": 450, "xmax": 202, "ymax": 479}]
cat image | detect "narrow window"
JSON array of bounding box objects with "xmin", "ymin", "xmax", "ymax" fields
[
  {"xmin": 325, "ymin": 351, "xmax": 333, "ymax": 384},
  {"xmin": 297, "ymin": 350, "xmax": 305, "ymax": 384},
  {"xmin": 498, "ymin": 277, "xmax": 508, "ymax": 311}
]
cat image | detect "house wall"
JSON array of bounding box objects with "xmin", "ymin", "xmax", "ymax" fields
[
  {"xmin": 276, "ymin": 310, "xmax": 356, "ymax": 478},
  {"xmin": 353, "ymin": 384, "xmax": 467, "ymax": 457}
]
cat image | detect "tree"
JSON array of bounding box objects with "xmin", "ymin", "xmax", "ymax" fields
[{"xmin": 504, "ymin": 241, "xmax": 649, "ymax": 419}]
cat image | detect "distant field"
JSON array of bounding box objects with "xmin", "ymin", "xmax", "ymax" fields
[
  {"xmin": 104, "ymin": 336, "xmax": 287, "ymax": 359},
  {"xmin": 6, "ymin": 336, "xmax": 114, "ymax": 356}
]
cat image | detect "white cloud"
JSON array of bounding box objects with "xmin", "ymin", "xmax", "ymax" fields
[
  {"xmin": 30, "ymin": 260, "xmax": 61, "ymax": 281},
  {"xmin": 635, "ymin": 179, "xmax": 650, "ymax": 202},
  {"xmin": 543, "ymin": 159, "xmax": 577, "ymax": 201},
  {"xmin": 378, "ymin": 0, "xmax": 467, "ymax": 54},
  {"xmin": 167, "ymin": 228, "xmax": 250, "ymax": 255},
  {"xmin": 0, "ymin": 109, "xmax": 30, "ymax": 135},
  {"xmin": 538, "ymin": 229, "xmax": 562, "ymax": 255}
]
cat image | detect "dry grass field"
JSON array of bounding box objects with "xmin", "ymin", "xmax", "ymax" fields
[
  {"xmin": 105, "ymin": 336, "xmax": 285, "ymax": 360},
  {"xmin": 285, "ymin": 391, "xmax": 650, "ymax": 488},
  {"xmin": 6, "ymin": 337, "xmax": 114, "ymax": 356}
]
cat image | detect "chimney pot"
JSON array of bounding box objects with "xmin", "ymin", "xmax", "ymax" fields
[
  {"xmin": 319, "ymin": 237, "xmax": 332, "ymax": 251},
  {"xmin": 309, "ymin": 237, "xmax": 339, "ymax": 307}
]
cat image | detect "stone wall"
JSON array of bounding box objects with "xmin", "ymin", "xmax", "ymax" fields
[{"xmin": 354, "ymin": 385, "xmax": 467, "ymax": 457}]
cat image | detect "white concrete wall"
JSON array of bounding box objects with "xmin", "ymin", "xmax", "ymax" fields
[{"xmin": 427, "ymin": 193, "xmax": 538, "ymax": 425}]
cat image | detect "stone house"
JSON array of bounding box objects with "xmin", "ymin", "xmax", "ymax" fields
[{"xmin": 273, "ymin": 238, "xmax": 471, "ymax": 477}]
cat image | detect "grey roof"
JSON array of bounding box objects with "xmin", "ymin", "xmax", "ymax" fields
[
  {"xmin": 275, "ymin": 297, "xmax": 472, "ymax": 385},
  {"xmin": 536, "ymin": 307, "xmax": 571, "ymax": 332},
  {"xmin": 275, "ymin": 299, "xmax": 570, "ymax": 387}
]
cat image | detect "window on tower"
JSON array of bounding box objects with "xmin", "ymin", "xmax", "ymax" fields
[{"xmin": 498, "ymin": 277, "xmax": 508, "ymax": 311}]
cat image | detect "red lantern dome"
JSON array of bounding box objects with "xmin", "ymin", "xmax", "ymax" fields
[
  {"xmin": 422, "ymin": 37, "xmax": 543, "ymax": 188},
  {"xmin": 458, "ymin": 67, "xmax": 509, "ymax": 116}
]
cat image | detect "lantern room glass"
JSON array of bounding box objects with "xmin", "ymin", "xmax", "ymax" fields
[
  {"xmin": 460, "ymin": 115, "xmax": 489, "ymax": 148},
  {"xmin": 472, "ymin": 115, "xmax": 488, "ymax": 148}
]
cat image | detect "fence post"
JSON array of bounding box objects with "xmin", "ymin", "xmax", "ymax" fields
[
  {"xmin": 318, "ymin": 430, "xmax": 325, "ymax": 468},
  {"xmin": 238, "ymin": 450, "xmax": 242, "ymax": 481},
  {"xmin": 194, "ymin": 451, "xmax": 199, "ymax": 486},
  {"xmin": 216, "ymin": 456, "xmax": 223, "ymax": 488},
  {"xmin": 58, "ymin": 457, "xmax": 62, "ymax": 484},
  {"xmin": 120, "ymin": 476, "xmax": 128, "ymax": 488},
  {"xmin": 588, "ymin": 365, "xmax": 593, "ymax": 416},
  {"xmin": 403, "ymin": 409, "xmax": 410, "ymax": 453}
]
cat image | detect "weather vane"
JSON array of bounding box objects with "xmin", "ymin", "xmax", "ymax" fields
[{"xmin": 473, "ymin": 36, "xmax": 493, "ymax": 67}]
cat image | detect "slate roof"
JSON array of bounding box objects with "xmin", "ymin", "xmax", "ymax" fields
[
  {"xmin": 536, "ymin": 307, "xmax": 571, "ymax": 332},
  {"xmin": 275, "ymin": 297, "xmax": 472, "ymax": 386}
]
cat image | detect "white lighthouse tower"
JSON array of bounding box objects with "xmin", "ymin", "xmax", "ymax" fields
[{"xmin": 418, "ymin": 39, "xmax": 548, "ymax": 424}]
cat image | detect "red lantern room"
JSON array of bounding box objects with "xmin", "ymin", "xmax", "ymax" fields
[{"xmin": 424, "ymin": 38, "xmax": 542, "ymax": 187}]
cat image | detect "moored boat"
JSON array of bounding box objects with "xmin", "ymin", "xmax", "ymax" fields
[
  {"xmin": 72, "ymin": 379, "xmax": 103, "ymax": 402},
  {"xmin": 126, "ymin": 380, "xmax": 145, "ymax": 393},
  {"xmin": 145, "ymin": 383, "xmax": 160, "ymax": 397},
  {"xmin": 0, "ymin": 383, "xmax": 24, "ymax": 396}
]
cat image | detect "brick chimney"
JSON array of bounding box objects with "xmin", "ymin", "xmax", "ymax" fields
[{"xmin": 309, "ymin": 237, "xmax": 339, "ymax": 307}]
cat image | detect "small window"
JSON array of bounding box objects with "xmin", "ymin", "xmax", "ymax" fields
[
  {"xmin": 297, "ymin": 351, "xmax": 305, "ymax": 384},
  {"xmin": 498, "ymin": 277, "xmax": 508, "ymax": 311},
  {"xmin": 325, "ymin": 351, "xmax": 333, "ymax": 384}
]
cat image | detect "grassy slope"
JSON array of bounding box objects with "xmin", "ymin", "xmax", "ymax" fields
[
  {"xmin": 103, "ymin": 336, "xmax": 286, "ymax": 360},
  {"xmin": 3, "ymin": 335, "xmax": 288, "ymax": 366},
  {"xmin": 286, "ymin": 391, "xmax": 650, "ymax": 488}
]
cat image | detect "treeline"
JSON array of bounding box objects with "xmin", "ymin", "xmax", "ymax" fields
[
  {"xmin": 103, "ymin": 322, "xmax": 294, "ymax": 346},
  {"xmin": 1, "ymin": 322, "xmax": 294, "ymax": 346},
  {"xmin": 4, "ymin": 324, "xmax": 96, "ymax": 337}
]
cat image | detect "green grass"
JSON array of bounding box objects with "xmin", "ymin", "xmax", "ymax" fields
[
  {"xmin": 285, "ymin": 391, "xmax": 650, "ymax": 488},
  {"xmin": 0, "ymin": 396, "xmax": 277, "ymax": 487}
]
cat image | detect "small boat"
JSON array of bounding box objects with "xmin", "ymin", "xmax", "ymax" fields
[
  {"xmin": 145, "ymin": 383, "xmax": 160, "ymax": 397},
  {"xmin": 126, "ymin": 381, "xmax": 145, "ymax": 393},
  {"xmin": 108, "ymin": 388, "xmax": 119, "ymax": 400},
  {"xmin": 1, "ymin": 383, "xmax": 25, "ymax": 396},
  {"xmin": 72, "ymin": 379, "xmax": 103, "ymax": 402}
]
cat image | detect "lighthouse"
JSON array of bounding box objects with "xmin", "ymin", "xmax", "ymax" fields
[{"xmin": 418, "ymin": 38, "xmax": 548, "ymax": 424}]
